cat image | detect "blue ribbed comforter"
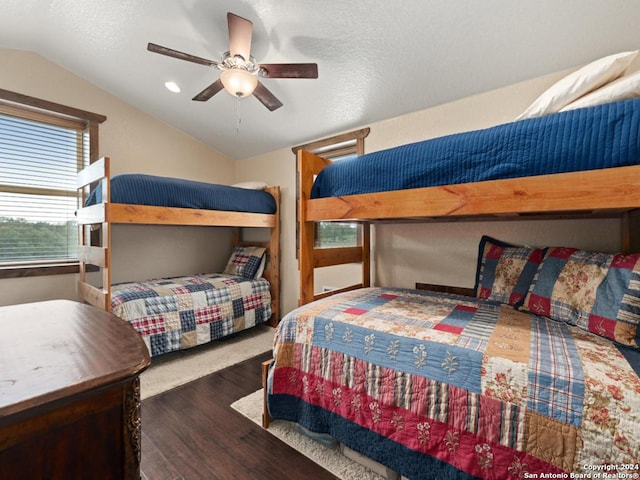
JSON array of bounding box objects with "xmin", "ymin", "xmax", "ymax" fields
[
  {"xmin": 86, "ymin": 174, "xmax": 277, "ymax": 214},
  {"xmin": 311, "ymin": 98, "xmax": 640, "ymax": 198}
]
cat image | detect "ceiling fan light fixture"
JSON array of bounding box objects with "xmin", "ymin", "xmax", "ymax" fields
[{"xmin": 220, "ymin": 69, "xmax": 257, "ymax": 98}]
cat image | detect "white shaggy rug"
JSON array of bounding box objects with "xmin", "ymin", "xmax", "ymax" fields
[
  {"xmin": 231, "ymin": 389, "xmax": 394, "ymax": 480},
  {"xmin": 140, "ymin": 324, "xmax": 274, "ymax": 400}
]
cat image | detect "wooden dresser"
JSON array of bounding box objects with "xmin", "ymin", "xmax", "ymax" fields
[{"xmin": 0, "ymin": 300, "xmax": 150, "ymax": 479}]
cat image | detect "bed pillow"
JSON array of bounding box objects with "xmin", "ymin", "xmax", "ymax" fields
[
  {"xmin": 232, "ymin": 181, "xmax": 268, "ymax": 190},
  {"xmin": 516, "ymin": 50, "xmax": 639, "ymax": 120},
  {"xmin": 223, "ymin": 246, "xmax": 266, "ymax": 278},
  {"xmin": 254, "ymin": 254, "xmax": 267, "ymax": 279},
  {"xmin": 560, "ymin": 70, "xmax": 640, "ymax": 112},
  {"xmin": 519, "ymin": 247, "xmax": 640, "ymax": 348},
  {"xmin": 473, "ymin": 235, "xmax": 546, "ymax": 306}
]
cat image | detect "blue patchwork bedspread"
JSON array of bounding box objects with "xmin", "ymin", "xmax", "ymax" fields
[
  {"xmin": 311, "ymin": 98, "xmax": 640, "ymax": 198},
  {"xmin": 111, "ymin": 273, "xmax": 271, "ymax": 357},
  {"xmin": 268, "ymin": 287, "xmax": 640, "ymax": 479},
  {"xmin": 86, "ymin": 174, "xmax": 277, "ymax": 214}
]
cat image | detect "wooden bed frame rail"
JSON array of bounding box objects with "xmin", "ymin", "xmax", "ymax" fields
[
  {"xmin": 76, "ymin": 156, "xmax": 281, "ymax": 325},
  {"xmin": 297, "ymin": 148, "xmax": 640, "ymax": 306}
]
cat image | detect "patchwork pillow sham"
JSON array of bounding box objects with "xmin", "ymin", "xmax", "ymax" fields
[
  {"xmin": 519, "ymin": 247, "xmax": 640, "ymax": 348},
  {"xmin": 223, "ymin": 246, "xmax": 266, "ymax": 279},
  {"xmin": 473, "ymin": 235, "xmax": 546, "ymax": 306}
]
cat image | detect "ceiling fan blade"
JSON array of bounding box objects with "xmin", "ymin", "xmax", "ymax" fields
[
  {"xmin": 227, "ymin": 12, "xmax": 253, "ymax": 61},
  {"xmin": 192, "ymin": 79, "xmax": 224, "ymax": 101},
  {"xmin": 259, "ymin": 63, "xmax": 318, "ymax": 79},
  {"xmin": 253, "ymin": 81, "xmax": 283, "ymax": 111},
  {"xmin": 147, "ymin": 43, "xmax": 218, "ymax": 67}
]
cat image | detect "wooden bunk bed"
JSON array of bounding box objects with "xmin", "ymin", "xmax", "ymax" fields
[
  {"xmin": 266, "ymin": 99, "xmax": 640, "ymax": 478},
  {"xmin": 76, "ymin": 156, "xmax": 280, "ymax": 356},
  {"xmin": 297, "ymin": 116, "xmax": 640, "ymax": 304},
  {"xmin": 298, "ymin": 150, "xmax": 640, "ymax": 302}
]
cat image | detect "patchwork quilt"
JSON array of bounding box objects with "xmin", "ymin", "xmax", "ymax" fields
[
  {"xmin": 111, "ymin": 273, "xmax": 271, "ymax": 357},
  {"xmin": 267, "ymin": 287, "xmax": 640, "ymax": 479}
]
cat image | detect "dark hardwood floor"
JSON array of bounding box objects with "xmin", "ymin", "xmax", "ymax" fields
[{"xmin": 141, "ymin": 351, "xmax": 339, "ymax": 480}]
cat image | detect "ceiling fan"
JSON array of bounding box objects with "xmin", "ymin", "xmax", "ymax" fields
[{"xmin": 147, "ymin": 12, "xmax": 318, "ymax": 111}]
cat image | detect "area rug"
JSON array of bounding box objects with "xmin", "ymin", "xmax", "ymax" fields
[
  {"xmin": 140, "ymin": 324, "xmax": 274, "ymax": 400},
  {"xmin": 231, "ymin": 389, "xmax": 394, "ymax": 480}
]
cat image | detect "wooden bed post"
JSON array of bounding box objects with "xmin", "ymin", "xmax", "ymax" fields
[
  {"xmin": 362, "ymin": 221, "xmax": 371, "ymax": 287},
  {"xmin": 298, "ymin": 151, "xmax": 323, "ymax": 306},
  {"xmin": 266, "ymin": 186, "xmax": 281, "ymax": 324},
  {"xmin": 622, "ymin": 210, "xmax": 640, "ymax": 253},
  {"xmin": 101, "ymin": 163, "xmax": 111, "ymax": 311}
]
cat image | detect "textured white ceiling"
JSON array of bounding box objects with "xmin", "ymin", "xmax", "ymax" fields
[{"xmin": 2, "ymin": 0, "xmax": 640, "ymax": 159}]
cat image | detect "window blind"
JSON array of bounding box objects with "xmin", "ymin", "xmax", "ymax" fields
[{"xmin": 0, "ymin": 111, "xmax": 86, "ymax": 265}]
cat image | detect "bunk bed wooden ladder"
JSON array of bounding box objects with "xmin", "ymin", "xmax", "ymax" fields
[
  {"xmin": 76, "ymin": 156, "xmax": 111, "ymax": 311},
  {"xmin": 298, "ymin": 150, "xmax": 370, "ymax": 306}
]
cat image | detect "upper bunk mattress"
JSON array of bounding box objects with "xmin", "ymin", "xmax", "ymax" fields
[
  {"xmin": 311, "ymin": 98, "xmax": 640, "ymax": 198},
  {"xmin": 86, "ymin": 174, "xmax": 277, "ymax": 214}
]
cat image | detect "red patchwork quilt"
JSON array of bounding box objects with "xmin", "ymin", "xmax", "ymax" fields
[{"xmin": 267, "ymin": 287, "xmax": 640, "ymax": 479}]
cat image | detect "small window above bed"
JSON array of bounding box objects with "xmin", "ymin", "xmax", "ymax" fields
[
  {"xmin": 0, "ymin": 89, "xmax": 106, "ymax": 278},
  {"xmin": 293, "ymin": 128, "xmax": 370, "ymax": 252}
]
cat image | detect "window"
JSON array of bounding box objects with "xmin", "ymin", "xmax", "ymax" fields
[
  {"xmin": 315, "ymin": 218, "xmax": 358, "ymax": 247},
  {"xmin": 0, "ymin": 89, "xmax": 106, "ymax": 278},
  {"xmin": 293, "ymin": 127, "xmax": 369, "ymax": 252}
]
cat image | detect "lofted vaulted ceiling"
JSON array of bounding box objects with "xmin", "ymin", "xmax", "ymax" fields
[{"xmin": 2, "ymin": 0, "xmax": 640, "ymax": 159}]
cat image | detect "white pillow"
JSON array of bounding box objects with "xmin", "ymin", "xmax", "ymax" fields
[
  {"xmin": 232, "ymin": 181, "xmax": 267, "ymax": 190},
  {"xmin": 560, "ymin": 70, "xmax": 640, "ymax": 112},
  {"xmin": 516, "ymin": 50, "xmax": 639, "ymax": 120}
]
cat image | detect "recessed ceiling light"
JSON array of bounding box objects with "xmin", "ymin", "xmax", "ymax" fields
[{"xmin": 164, "ymin": 81, "xmax": 181, "ymax": 93}]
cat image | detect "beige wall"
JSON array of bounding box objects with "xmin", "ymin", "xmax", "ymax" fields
[
  {"xmin": 0, "ymin": 49, "xmax": 235, "ymax": 306},
  {"xmin": 237, "ymin": 69, "xmax": 623, "ymax": 316}
]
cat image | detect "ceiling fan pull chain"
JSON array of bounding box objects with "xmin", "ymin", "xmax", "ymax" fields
[{"xmin": 236, "ymin": 96, "xmax": 241, "ymax": 135}]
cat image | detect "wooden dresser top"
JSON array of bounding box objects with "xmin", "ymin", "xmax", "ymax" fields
[{"xmin": 0, "ymin": 300, "xmax": 150, "ymax": 418}]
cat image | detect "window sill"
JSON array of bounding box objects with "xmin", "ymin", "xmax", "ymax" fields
[{"xmin": 0, "ymin": 263, "xmax": 98, "ymax": 279}]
